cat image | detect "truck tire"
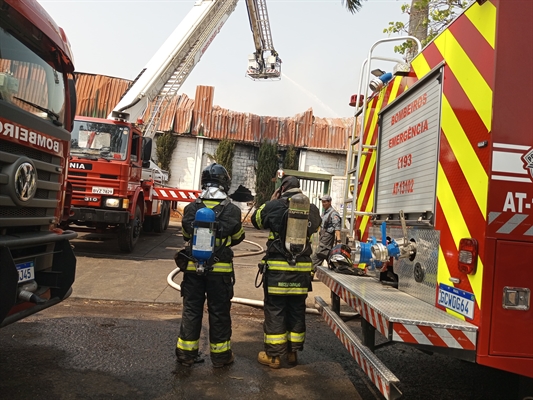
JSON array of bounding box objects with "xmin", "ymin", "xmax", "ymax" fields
[
  {"xmin": 118, "ymin": 204, "xmax": 142, "ymax": 252},
  {"xmin": 163, "ymin": 202, "xmax": 171, "ymax": 231},
  {"xmin": 153, "ymin": 202, "xmax": 170, "ymax": 233},
  {"xmin": 143, "ymin": 216, "xmax": 154, "ymax": 233}
]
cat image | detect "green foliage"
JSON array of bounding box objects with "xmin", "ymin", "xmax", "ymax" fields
[
  {"xmin": 255, "ymin": 140, "xmax": 279, "ymax": 207},
  {"xmin": 214, "ymin": 138, "xmax": 235, "ymax": 178},
  {"xmin": 383, "ymin": 0, "xmax": 468, "ymax": 58},
  {"xmin": 155, "ymin": 132, "xmax": 177, "ymax": 175},
  {"xmin": 342, "ymin": 0, "xmax": 366, "ymax": 14},
  {"xmin": 283, "ymin": 145, "xmax": 298, "ymax": 170}
]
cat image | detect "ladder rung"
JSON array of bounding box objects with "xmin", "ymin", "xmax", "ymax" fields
[
  {"xmin": 347, "ymin": 168, "xmax": 357, "ymax": 175},
  {"xmin": 351, "ymin": 136, "xmax": 360, "ymax": 146},
  {"xmin": 362, "ymin": 144, "xmax": 376, "ymax": 149}
]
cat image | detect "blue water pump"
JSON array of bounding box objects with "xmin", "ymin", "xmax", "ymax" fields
[{"xmin": 192, "ymin": 207, "xmax": 217, "ymax": 274}]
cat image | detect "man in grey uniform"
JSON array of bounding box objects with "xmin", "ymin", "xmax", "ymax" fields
[{"xmin": 311, "ymin": 194, "xmax": 341, "ymax": 275}]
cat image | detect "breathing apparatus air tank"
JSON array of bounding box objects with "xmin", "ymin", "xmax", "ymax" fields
[
  {"xmin": 285, "ymin": 192, "xmax": 310, "ymax": 256},
  {"xmin": 192, "ymin": 207, "xmax": 217, "ymax": 274}
]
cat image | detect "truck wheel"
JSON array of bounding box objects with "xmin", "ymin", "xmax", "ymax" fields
[
  {"xmin": 143, "ymin": 216, "xmax": 154, "ymax": 233},
  {"xmin": 163, "ymin": 202, "xmax": 171, "ymax": 231},
  {"xmin": 153, "ymin": 202, "xmax": 170, "ymax": 233},
  {"xmin": 118, "ymin": 205, "xmax": 142, "ymax": 252}
]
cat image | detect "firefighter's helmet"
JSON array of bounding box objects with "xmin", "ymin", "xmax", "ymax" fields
[
  {"xmin": 201, "ymin": 163, "xmax": 231, "ymax": 192},
  {"xmin": 327, "ymin": 244, "xmax": 359, "ymax": 275}
]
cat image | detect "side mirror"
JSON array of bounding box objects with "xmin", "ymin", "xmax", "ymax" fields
[{"xmin": 142, "ymin": 137, "xmax": 152, "ymax": 167}]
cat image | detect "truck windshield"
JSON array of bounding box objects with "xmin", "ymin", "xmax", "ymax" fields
[
  {"xmin": 71, "ymin": 120, "xmax": 130, "ymax": 161},
  {"xmin": 0, "ymin": 26, "xmax": 66, "ymax": 125}
]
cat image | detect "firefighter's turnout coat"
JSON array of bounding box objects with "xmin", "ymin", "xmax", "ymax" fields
[
  {"xmin": 176, "ymin": 195, "xmax": 245, "ymax": 365},
  {"xmin": 252, "ymin": 188, "xmax": 321, "ymax": 356}
]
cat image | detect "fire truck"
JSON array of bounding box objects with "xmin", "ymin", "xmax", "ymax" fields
[
  {"xmin": 0, "ymin": 0, "xmax": 77, "ymax": 326},
  {"xmin": 315, "ymin": 1, "xmax": 533, "ymax": 398},
  {"xmin": 66, "ymin": 0, "xmax": 280, "ymax": 252}
]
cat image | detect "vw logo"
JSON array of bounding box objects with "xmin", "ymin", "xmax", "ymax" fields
[{"xmin": 15, "ymin": 162, "xmax": 37, "ymax": 202}]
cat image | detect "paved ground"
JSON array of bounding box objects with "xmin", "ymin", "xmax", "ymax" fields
[
  {"xmin": 1, "ymin": 219, "xmax": 526, "ymax": 400},
  {"xmin": 69, "ymin": 219, "xmax": 340, "ymax": 311}
]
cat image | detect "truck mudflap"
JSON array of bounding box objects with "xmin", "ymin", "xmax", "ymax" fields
[
  {"xmin": 315, "ymin": 296, "xmax": 402, "ymax": 400},
  {"xmin": 316, "ymin": 266, "xmax": 478, "ymax": 398},
  {"xmin": 0, "ymin": 230, "xmax": 77, "ymax": 327}
]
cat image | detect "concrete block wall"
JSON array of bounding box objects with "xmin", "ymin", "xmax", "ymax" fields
[
  {"xmin": 167, "ymin": 136, "xmax": 199, "ymax": 190},
  {"xmin": 300, "ymin": 149, "xmax": 346, "ymax": 177},
  {"xmin": 166, "ymin": 137, "xmax": 349, "ymax": 219}
]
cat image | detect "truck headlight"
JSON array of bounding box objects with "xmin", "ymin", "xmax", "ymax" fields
[{"xmin": 105, "ymin": 198, "xmax": 121, "ymax": 208}]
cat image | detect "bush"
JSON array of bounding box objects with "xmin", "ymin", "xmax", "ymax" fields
[
  {"xmin": 255, "ymin": 140, "xmax": 279, "ymax": 206},
  {"xmin": 215, "ymin": 138, "xmax": 235, "ymax": 178},
  {"xmin": 155, "ymin": 132, "xmax": 178, "ymax": 175},
  {"xmin": 283, "ymin": 145, "xmax": 298, "ymax": 170}
]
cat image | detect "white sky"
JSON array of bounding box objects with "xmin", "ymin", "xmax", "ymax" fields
[{"xmin": 40, "ymin": 0, "xmax": 408, "ymax": 119}]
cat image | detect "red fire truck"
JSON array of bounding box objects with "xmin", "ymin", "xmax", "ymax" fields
[
  {"xmin": 315, "ymin": 1, "xmax": 533, "ymax": 398},
  {"xmin": 0, "ymin": 0, "xmax": 77, "ymax": 326},
  {"xmin": 66, "ymin": 0, "xmax": 280, "ymax": 252}
]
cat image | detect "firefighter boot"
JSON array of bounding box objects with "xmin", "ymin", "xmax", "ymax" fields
[
  {"xmin": 176, "ymin": 348, "xmax": 204, "ymax": 367},
  {"xmin": 212, "ymin": 351, "xmax": 235, "ymax": 368},
  {"xmin": 287, "ymin": 351, "xmax": 298, "ymax": 365},
  {"xmin": 257, "ymin": 351, "xmax": 281, "ymax": 369}
]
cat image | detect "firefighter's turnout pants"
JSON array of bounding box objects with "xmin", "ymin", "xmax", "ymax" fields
[
  {"xmin": 262, "ymin": 257, "xmax": 312, "ymax": 357},
  {"xmin": 176, "ymin": 267, "xmax": 235, "ymax": 364}
]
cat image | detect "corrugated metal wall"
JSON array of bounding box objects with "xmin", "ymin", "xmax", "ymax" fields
[{"xmin": 74, "ymin": 72, "xmax": 357, "ymax": 151}]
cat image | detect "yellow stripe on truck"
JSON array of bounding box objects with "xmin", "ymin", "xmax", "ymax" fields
[
  {"xmin": 411, "ymin": 53, "xmax": 432, "ymax": 80},
  {"xmin": 437, "ymin": 163, "xmax": 484, "ymax": 308},
  {"xmin": 434, "ymin": 30, "xmax": 493, "ymax": 132},
  {"xmin": 440, "ymin": 95, "xmax": 488, "ymax": 219},
  {"xmin": 465, "ymin": 0, "xmax": 496, "ymax": 49}
]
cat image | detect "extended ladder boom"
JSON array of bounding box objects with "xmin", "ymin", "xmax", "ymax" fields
[
  {"xmin": 245, "ymin": 0, "xmax": 281, "ymax": 80},
  {"xmin": 109, "ymin": 0, "xmax": 238, "ymax": 137}
]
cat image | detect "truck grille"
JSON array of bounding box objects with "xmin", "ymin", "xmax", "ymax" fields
[
  {"xmin": 69, "ymin": 173, "xmax": 122, "ymax": 201},
  {"xmin": 0, "ymin": 141, "xmax": 62, "ymax": 229}
]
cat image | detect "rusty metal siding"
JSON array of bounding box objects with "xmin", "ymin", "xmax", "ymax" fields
[
  {"xmin": 75, "ymin": 73, "xmax": 131, "ymax": 118},
  {"xmin": 74, "ymin": 73, "xmax": 355, "ymax": 152}
]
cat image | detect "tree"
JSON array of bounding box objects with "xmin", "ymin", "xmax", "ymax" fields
[
  {"xmin": 283, "ymin": 145, "xmax": 298, "ymax": 170},
  {"xmin": 214, "ymin": 138, "xmax": 235, "ymax": 179},
  {"xmin": 383, "ymin": 0, "xmax": 468, "ymax": 59},
  {"xmin": 255, "ymin": 140, "xmax": 279, "ymax": 207},
  {"xmin": 342, "ymin": 0, "xmax": 366, "ymax": 14},
  {"xmin": 342, "ymin": 0, "xmax": 467, "ymax": 60},
  {"xmin": 155, "ymin": 132, "xmax": 177, "ymax": 176}
]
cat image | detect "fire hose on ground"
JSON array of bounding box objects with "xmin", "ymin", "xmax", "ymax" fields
[{"xmin": 166, "ymin": 239, "xmax": 358, "ymax": 317}]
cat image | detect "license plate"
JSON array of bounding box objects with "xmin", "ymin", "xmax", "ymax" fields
[
  {"xmin": 438, "ymin": 283, "xmax": 475, "ymax": 319},
  {"xmin": 92, "ymin": 186, "xmax": 114, "ymax": 195},
  {"xmin": 16, "ymin": 261, "xmax": 35, "ymax": 283}
]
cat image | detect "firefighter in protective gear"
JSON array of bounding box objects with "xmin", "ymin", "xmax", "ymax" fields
[
  {"xmin": 251, "ymin": 176, "xmax": 321, "ymax": 368},
  {"xmin": 175, "ymin": 163, "xmax": 245, "ymax": 368}
]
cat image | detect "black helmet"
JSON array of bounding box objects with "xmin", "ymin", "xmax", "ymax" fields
[
  {"xmin": 201, "ymin": 163, "xmax": 231, "ymax": 192},
  {"xmin": 327, "ymin": 244, "xmax": 359, "ymax": 275}
]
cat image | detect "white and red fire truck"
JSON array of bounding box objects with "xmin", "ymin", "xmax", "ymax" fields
[
  {"xmin": 315, "ymin": 1, "xmax": 533, "ymax": 398},
  {"xmin": 65, "ymin": 0, "xmax": 280, "ymax": 252},
  {"xmin": 0, "ymin": 0, "xmax": 78, "ymax": 326}
]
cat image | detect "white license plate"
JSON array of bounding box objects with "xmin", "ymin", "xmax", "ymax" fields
[
  {"xmin": 438, "ymin": 284, "xmax": 475, "ymax": 319},
  {"xmin": 92, "ymin": 186, "xmax": 114, "ymax": 195},
  {"xmin": 16, "ymin": 261, "xmax": 35, "ymax": 283}
]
